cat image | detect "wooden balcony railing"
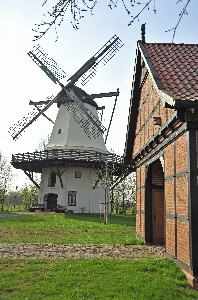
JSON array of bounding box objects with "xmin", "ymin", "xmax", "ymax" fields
[{"xmin": 12, "ymin": 149, "xmax": 125, "ymax": 165}]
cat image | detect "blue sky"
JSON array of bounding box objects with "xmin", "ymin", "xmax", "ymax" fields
[{"xmin": 0, "ymin": 0, "xmax": 197, "ymax": 187}]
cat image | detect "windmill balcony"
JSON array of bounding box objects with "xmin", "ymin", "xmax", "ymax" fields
[{"xmin": 11, "ymin": 149, "xmax": 134, "ymax": 177}]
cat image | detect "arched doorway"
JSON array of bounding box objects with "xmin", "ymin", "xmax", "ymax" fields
[{"xmin": 145, "ymin": 159, "xmax": 165, "ymax": 245}]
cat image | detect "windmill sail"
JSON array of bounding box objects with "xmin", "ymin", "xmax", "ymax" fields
[
  {"xmin": 68, "ymin": 35, "xmax": 124, "ymax": 86},
  {"xmin": 28, "ymin": 44, "xmax": 67, "ymax": 85},
  {"xmin": 8, "ymin": 103, "xmax": 49, "ymax": 140}
]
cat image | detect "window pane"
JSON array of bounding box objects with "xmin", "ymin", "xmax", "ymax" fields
[{"xmin": 68, "ymin": 191, "xmax": 77, "ymax": 206}]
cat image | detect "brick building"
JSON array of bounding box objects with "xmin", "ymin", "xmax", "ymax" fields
[{"xmin": 124, "ymin": 35, "xmax": 198, "ymax": 286}]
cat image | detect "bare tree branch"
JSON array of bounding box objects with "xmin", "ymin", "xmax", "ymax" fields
[
  {"xmin": 128, "ymin": 0, "xmax": 152, "ymax": 25},
  {"xmin": 33, "ymin": 0, "xmax": 71, "ymax": 41},
  {"xmin": 32, "ymin": 0, "xmax": 191, "ymax": 42},
  {"xmin": 165, "ymin": 0, "xmax": 191, "ymax": 43}
]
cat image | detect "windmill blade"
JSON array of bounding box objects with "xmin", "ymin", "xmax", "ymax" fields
[
  {"xmin": 28, "ymin": 44, "xmax": 67, "ymax": 85},
  {"xmin": 64, "ymin": 88, "xmax": 106, "ymax": 139},
  {"xmin": 8, "ymin": 95, "xmax": 58, "ymax": 140},
  {"xmin": 82, "ymin": 91, "xmax": 119, "ymax": 100},
  {"xmin": 68, "ymin": 35, "xmax": 124, "ymax": 86},
  {"xmin": 8, "ymin": 103, "xmax": 48, "ymax": 140}
]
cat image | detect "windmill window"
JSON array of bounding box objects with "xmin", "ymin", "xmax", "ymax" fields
[
  {"xmin": 68, "ymin": 191, "xmax": 77, "ymax": 206},
  {"xmin": 75, "ymin": 171, "xmax": 82, "ymax": 178},
  {"xmin": 58, "ymin": 129, "xmax": 61, "ymax": 134},
  {"xmin": 48, "ymin": 172, "xmax": 56, "ymax": 187}
]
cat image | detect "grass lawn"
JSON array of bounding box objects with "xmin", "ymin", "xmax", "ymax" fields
[
  {"xmin": 0, "ymin": 258, "xmax": 197, "ymax": 300},
  {"xmin": 0, "ymin": 213, "xmax": 197, "ymax": 299},
  {"xmin": 0, "ymin": 213, "xmax": 143, "ymax": 245}
]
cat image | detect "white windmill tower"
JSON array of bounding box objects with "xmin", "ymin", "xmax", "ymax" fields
[{"xmin": 10, "ymin": 36, "xmax": 133, "ymax": 214}]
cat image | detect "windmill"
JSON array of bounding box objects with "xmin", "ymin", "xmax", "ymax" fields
[
  {"xmin": 10, "ymin": 35, "xmax": 134, "ymax": 214},
  {"xmin": 9, "ymin": 35, "xmax": 123, "ymax": 141}
]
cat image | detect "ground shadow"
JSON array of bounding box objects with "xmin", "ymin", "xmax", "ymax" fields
[
  {"xmin": 63, "ymin": 213, "xmax": 136, "ymax": 227},
  {"xmin": 0, "ymin": 212, "xmax": 136, "ymax": 227}
]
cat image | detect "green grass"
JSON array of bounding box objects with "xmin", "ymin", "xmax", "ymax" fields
[
  {"xmin": 0, "ymin": 258, "xmax": 197, "ymax": 300},
  {"xmin": 0, "ymin": 213, "xmax": 143, "ymax": 245},
  {"xmin": 1, "ymin": 213, "xmax": 197, "ymax": 298}
]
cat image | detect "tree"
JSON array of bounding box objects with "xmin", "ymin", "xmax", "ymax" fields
[
  {"xmin": 22, "ymin": 135, "xmax": 51, "ymax": 190},
  {"xmin": 33, "ymin": 0, "xmax": 191, "ymax": 42},
  {"xmin": 6, "ymin": 189, "xmax": 21, "ymax": 208},
  {"xmin": 21, "ymin": 184, "xmax": 39, "ymax": 211},
  {"xmin": 35, "ymin": 135, "xmax": 50, "ymax": 152},
  {"xmin": 0, "ymin": 152, "xmax": 14, "ymax": 211},
  {"xmin": 111, "ymin": 173, "xmax": 136, "ymax": 214},
  {"xmin": 29, "ymin": 184, "xmax": 39, "ymax": 204}
]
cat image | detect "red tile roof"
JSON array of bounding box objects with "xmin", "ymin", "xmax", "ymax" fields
[{"xmin": 144, "ymin": 43, "xmax": 198, "ymax": 101}]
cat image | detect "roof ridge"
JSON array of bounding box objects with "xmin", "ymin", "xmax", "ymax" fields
[{"xmin": 143, "ymin": 42, "xmax": 198, "ymax": 46}]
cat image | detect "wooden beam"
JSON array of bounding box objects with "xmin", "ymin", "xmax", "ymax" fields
[
  {"xmin": 134, "ymin": 123, "xmax": 186, "ymax": 168},
  {"xmin": 175, "ymin": 100, "xmax": 198, "ymax": 108},
  {"xmin": 23, "ymin": 171, "xmax": 40, "ymax": 189},
  {"xmin": 34, "ymin": 105, "xmax": 54, "ymax": 124},
  {"xmin": 124, "ymin": 49, "xmax": 142, "ymax": 164},
  {"xmin": 187, "ymin": 129, "xmax": 198, "ymax": 276},
  {"xmin": 83, "ymin": 91, "xmax": 119, "ymax": 99}
]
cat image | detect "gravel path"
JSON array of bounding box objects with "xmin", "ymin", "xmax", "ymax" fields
[{"xmin": 0, "ymin": 243, "xmax": 165, "ymax": 259}]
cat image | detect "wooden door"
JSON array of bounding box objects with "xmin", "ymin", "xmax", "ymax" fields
[
  {"xmin": 47, "ymin": 194, "xmax": 58, "ymax": 211},
  {"xmin": 152, "ymin": 189, "xmax": 164, "ymax": 244}
]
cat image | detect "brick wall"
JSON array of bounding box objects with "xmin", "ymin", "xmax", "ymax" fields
[
  {"xmin": 134, "ymin": 74, "xmax": 192, "ymax": 270},
  {"xmin": 135, "ymin": 131, "xmax": 191, "ymax": 266},
  {"xmin": 166, "ymin": 219, "xmax": 175, "ymax": 255},
  {"xmin": 177, "ymin": 222, "xmax": 190, "ymax": 265},
  {"xmin": 164, "ymin": 132, "xmax": 190, "ymax": 265},
  {"xmin": 133, "ymin": 74, "xmax": 174, "ymax": 156}
]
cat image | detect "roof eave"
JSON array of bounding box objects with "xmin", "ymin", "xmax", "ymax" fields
[
  {"xmin": 124, "ymin": 41, "xmax": 176, "ymax": 164},
  {"xmin": 124, "ymin": 44, "xmax": 142, "ymax": 164},
  {"xmin": 174, "ymin": 99, "xmax": 198, "ymax": 108}
]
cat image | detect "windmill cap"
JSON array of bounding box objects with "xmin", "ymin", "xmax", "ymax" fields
[
  {"xmin": 73, "ymin": 85, "xmax": 98, "ymax": 108},
  {"xmin": 57, "ymin": 85, "xmax": 98, "ymax": 108}
]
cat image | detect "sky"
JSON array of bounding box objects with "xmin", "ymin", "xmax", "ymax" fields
[{"xmin": 0, "ymin": 0, "xmax": 197, "ymax": 188}]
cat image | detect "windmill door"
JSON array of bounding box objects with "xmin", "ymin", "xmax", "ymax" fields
[
  {"xmin": 47, "ymin": 194, "xmax": 58, "ymax": 211},
  {"xmin": 152, "ymin": 189, "xmax": 164, "ymax": 244}
]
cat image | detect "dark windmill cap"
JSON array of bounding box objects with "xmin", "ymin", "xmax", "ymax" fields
[
  {"xmin": 72, "ymin": 85, "xmax": 98, "ymax": 108},
  {"xmin": 57, "ymin": 85, "xmax": 98, "ymax": 108}
]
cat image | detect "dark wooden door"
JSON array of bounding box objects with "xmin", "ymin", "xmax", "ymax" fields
[
  {"xmin": 47, "ymin": 194, "xmax": 58, "ymax": 211},
  {"xmin": 152, "ymin": 189, "xmax": 164, "ymax": 244}
]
